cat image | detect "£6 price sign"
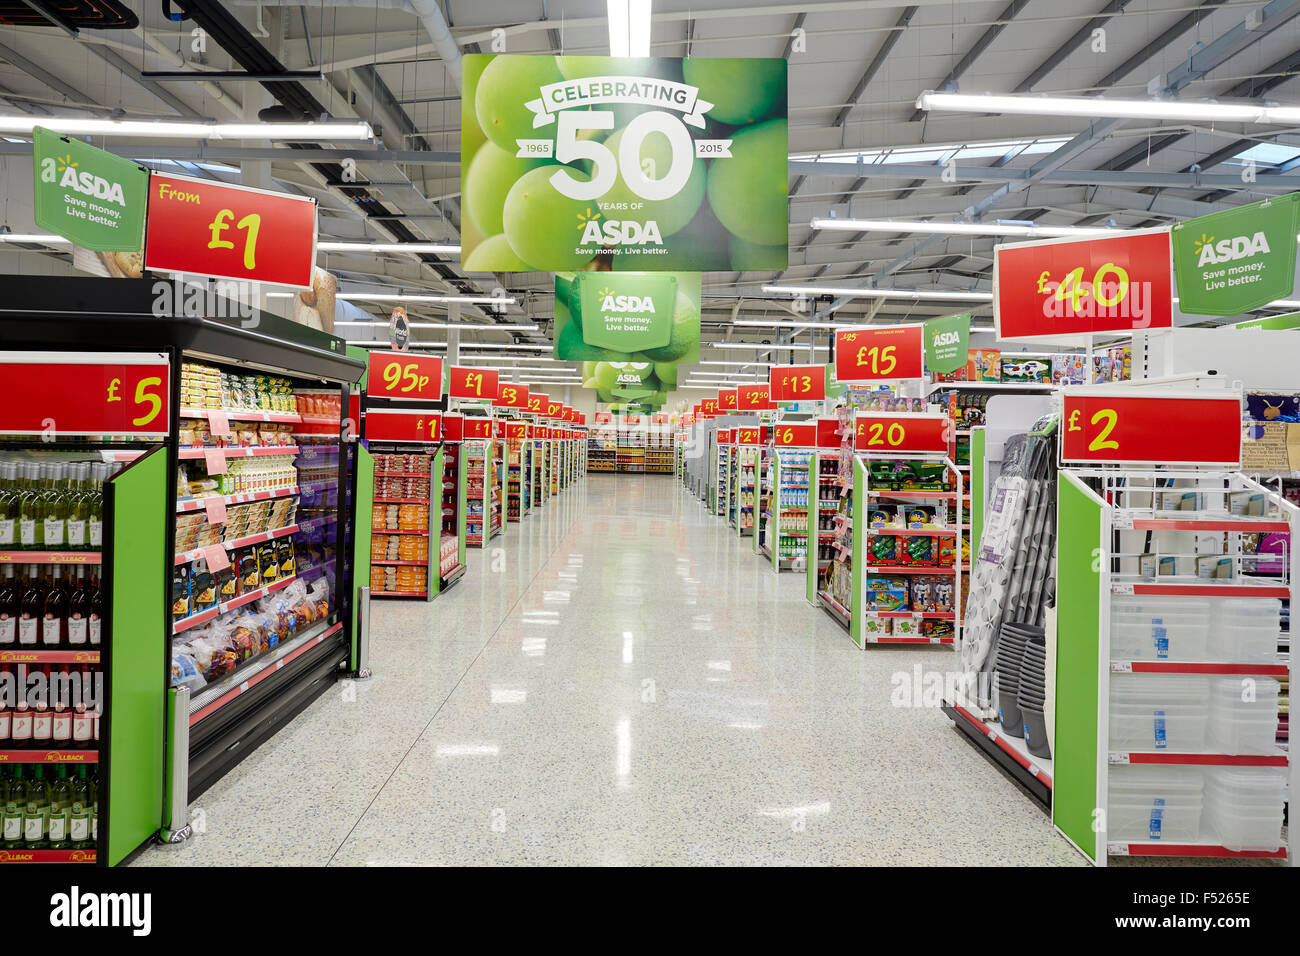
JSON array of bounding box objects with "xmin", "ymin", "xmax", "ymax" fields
[
  {"xmin": 854, "ymin": 413, "xmax": 950, "ymax": 454},
  {"xmin": 367, "ymin": 352, "xmax": 443, "ymax": 402},
  {"xmin": 494, "ymin": 382, "xmax": 530, "ymax": 409},
  {"xmin": 834, "ymin": 325, "xmax": 924, "ymax": 382},
  {"xmin": 769, "ymin": 365, "xmax": 826, "ymax": 402},
  {"xmin": 995, "ymin": 230, "xmax": 1173, "ymax": 339},
  {"xmin": 449, "ymin": 366, "xmax": 499, "ymax": 401},
  {"xmin": 1060, "ymin": 390, "xmax": 1242, "ymax": 467},
  {"xmin": 0, "ymin": 352, "xmax": 169, "ymax": 436},
  {"xmin": 772, "ymin": 423, "xmax": 816, "ymax": 447}
]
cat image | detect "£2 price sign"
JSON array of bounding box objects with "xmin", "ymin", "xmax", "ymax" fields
[
  {"xmin": 365, "ymin": 410, "xmax": 440, "ymax": 443},
  {"xmin": 143, "ymin": 173, "xmax": 317, "ymax": 289},
  {"xmin": 854, "ymin": 413, "xmax": 949, "ymax": 454},
  {"xmin": 1060, "ymin": 390, "xmax": 1242, "ymax": 466},
  {"xmin": 367, "ymin": 352, "xmax": 443, "ymax": 402},
  {"xmin": 526, "ymin": 393, "xmax": 547, "ymax": 415},
  {"xmin": 835, "ymin": 325, "xmax": 924, "ymax": 382},
  {"xmin": 769, "ymin": 365, "xmax": 826, "ymax": 402},
  {"xmin": 0, "ymin": 352, "xmax": 169, "ymax": 436},
  {"xmin": 449, "ymin": 366, "xmax": 499, "ymax": 401},
  {"xmin": 719, "ymin": 388, "xmax": 738, "ymax": 411}
]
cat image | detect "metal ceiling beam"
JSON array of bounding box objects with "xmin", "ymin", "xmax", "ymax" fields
[
  {"xmin": 908, "ymin": 0, "xmax": 1029, "ymax": 121},
  {"xmin": 1014, "ymin": 0, "xmax": 1132, "ymax": 92},
  {"xmin": 0, "ymin": 142, "xmax": 457, "ymax": 164},
  {"xmin": 1086, "ymin": 0, "xmax": 1228, "ymax": 92}
]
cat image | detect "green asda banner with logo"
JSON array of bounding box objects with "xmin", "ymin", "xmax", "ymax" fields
[
  {"xmin": 1172, "ymin": 194, "xmax": 1300, "ymax": 316},
  {"xmin": 460, "ymin": 54, "xmax": 788, "ymax": 273},
  {"xmin": 1234, "ymin": 311, "xmax": 1300, "ymax": 331},
  {"xmin": 33, "ymin": 127, "xmax": 147, "ymax": 251},
  {"xmin": 924, "ymin": 312, "xmax": 971, "ymax": 373}
]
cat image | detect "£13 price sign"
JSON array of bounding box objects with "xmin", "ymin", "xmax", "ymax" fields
[
  {"xmin": 0, "ymin": 352, "xmax": 170, "ymax": 436},
  {"xmin": 772, "ymin": 423, "xmax": 816, "ymax": 447},
  {"xmin": 367, "ymin": 352, "xmax": 443, "ymax": 402},
  {"xmin": 365, "ymin": 409, "xmax": 441, "ymax": 443},
  {"xmin": 494, "ymin": 382, "xmax": 530, "ymax": 409},
  {"xmin": 143, "ymin": 173, "xmax": 317, "ymax": 289},
  {"xmin": 834, "ymin": 325, "xmax": 924, "ymax": 382},
  {"xmin": 769, "ymin": 365, "xmax": 826, "ymax": 402},
  {"xmin": 449, "ymin": 366, "xmax": 499, "ymax": 401},
  {"xmin": 1060, "ymin": 390, "xmax": 1242, "ymax": 466},
  {"xmin": 854, "ymin": 413, "xmax": 949, "ymax": 454}
]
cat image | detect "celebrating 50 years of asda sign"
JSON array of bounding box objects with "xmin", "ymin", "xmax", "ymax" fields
[{"xmin": 460, "ymin": 54, "xmax": 788, "ymax": 273}]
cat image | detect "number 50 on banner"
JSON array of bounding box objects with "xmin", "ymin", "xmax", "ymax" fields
[{"xmin": 1060, "ymin": 390, "xmax": 1242, "ymax": 467}]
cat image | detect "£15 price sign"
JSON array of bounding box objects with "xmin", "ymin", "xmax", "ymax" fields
[
  {"xmin": 769, "ymin": 365, "xmax": 826, "ymax": 402},
  {"xmin": 835, "ymin": 325, "xmax": 924, "ymax": 382},
  {"xmin": 854, "ymin": 413, "xmax": 950, "ymax": 454},
  {"xmin": 494, "ymin": 382, "xmax": 530, "ymax": 409},
  {"xmin": 995, "ymin": 230, "xmax": 1174, "ymax": 339},
  {"xmin": 367, "ymin": 352, "xmax": 443, "ymax": 402},
  {"xmin": 449, "ymin": 366, "xmax": 498, "ymax": 401},
  {"xmin": 365, "ymin": 409, "xmax": 441, "ymax": 443},
  {"xmin": 143, "ymin": 173, "xmax": 317, "ymax": 289},
  {"xmin": 1060, "ymin": 390, "xmax": 1241, "ymax": 466},
  {"xmin": 0, "ymin": 352, "xmax": 170, "ymax": 436}
]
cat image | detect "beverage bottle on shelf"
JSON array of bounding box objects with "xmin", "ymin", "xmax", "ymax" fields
[
  {"xmin": 87, "ymin": 464, "xmax": 105, "ymax": 551},
  {"xmin": 2, "ymin": 767, "xmax": 24, "ymax": 849},
  {"xmin": 0, "ymin": 461, "xmax": 17, "ymax": 548},
  {"xmin": 42, "ymin": 566, "xmax": 67, "ymax": 647},
  {"xmin": 67, "ymin": 567, "xmax": 90, "ymax": 647},
  {"xmin": 23, "ymin": 765, "xmax": 48, "ymax": 849},
  {"xmin": 47, "ymin": 766, "xmax": 70, "ymax": 848},
  {"xmin": 65, "ymin": 463, "xmax": 89, "ymax": 550},
  {"xmin": 68, "ymin": 766, "xmax": 91, "ymax": 848},
  {"xmin": 10, "ymin": 666, "xmax": 31, "ymax": 746},
  {"xmin": 51, "ymin": 666, "xmax": 71, "ymax": 747},
  {"xmin": 42, "ymin": 463, "xmax": 67, "ymax": 551},
  {"xmin": 31, "ymin": 666, "xmax": 52, "ymax": 746},
  {"xmin": 19, "ymin": 463, "xmax": 42, "ymax": 549},
  {"xmin": 89, "ymin": 767, "xmax": 98, "ymax": 843},
  {"xmin": 88, "ymin": 574, "xmax": 102, "ymax": 646},
  {"xmin": 0, "ymin": 564, "xmax": 18, "ymax": 647},
  {"xmin": 71, "ymin": 666, "xmax": 94, "ymax": 749},
  {"xmin": 18, "ymin": 564, "xmax": 43, "ymax": 646},
  {"xmin": 0, "ymin": 669, "xmax": 8, "ymax": 744}
]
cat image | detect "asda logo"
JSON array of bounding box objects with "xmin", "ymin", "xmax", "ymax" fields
[
  {"xmin": 578, "ymin": 218, "xmax": 663, "ymax": 247},
  {"xmin": 932, "ymin": 331, "xmax": 961, "ymax": 346},
  {"xmin": 1195, "ymin": 231, "xmax": 1271, "ymax": 266},
  {"xmin": 41, "ymin": 154, "xmax": 127, "ymax": 206},
  {"xmin": 600, "ymin": 293, "xmax": 656, "ymax": 314}
]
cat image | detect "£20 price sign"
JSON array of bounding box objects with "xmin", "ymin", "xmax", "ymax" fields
[
  {"xmin": 854, "ymin": 413, "xmax": 949, "ymax": 454},
  {"xmin": 834, "ymin": 325, "xmax": 924, "ymax": 382}
]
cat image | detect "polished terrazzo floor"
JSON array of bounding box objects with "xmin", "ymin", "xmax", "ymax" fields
[{"xmin": 135, "ymin": 474, "xmax": 1085, "ymax": 866}]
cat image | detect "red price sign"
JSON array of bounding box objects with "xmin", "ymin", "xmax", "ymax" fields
[
  {"xmin": 143, "ymin": 173, "xmax": 317, "ymax": 288},
  {"xmin": 719, "ymin": 388, "xmax": 738, "ymax": 411},
  {"xmin": 718, "ymin": 429, "xmax": 733, "ymax": 444},
  {"xmin": 596, "ymin": 412, "xmax": 612, "ymax": 424},
  {"xmin": 506, "ymin": 422, "xmax": 527, "ymax": 440},
  {"xmin": 701, "ymin": 399, "xmax": 719, "ymax": 417},
  {"xmin": 738, "ymin": 384, "xmax": 775, "ymax": 410},
  {"xmin": 494, "ymin": 382, "xmax": 530, "ymax": 409},
  {"xmin": 651, "ymin": 413, "xmax": 668, "ymax": 425},
  {"xmin": 995, "ymin": 230, "xmax": 1173, "ymax": 339},
  {"xmin": 449, "ymin": 366, "xmax": 498, "ymax": 401},
  {"xmin": 769, "ymin": 365, "xmax": 826, "ymax": 402},
  {"xmin": 367, "ymin": 352, "xmax": 443, "ymax": 402},
  {"xmin": 526, "ymin": 393, "xmax": 547, "ymax": 415},
  {"xmin": 0, "ymin": 353, "xmax": 170, "ymax": 436},
  {"xmin": 772, "ymin": 424, "xmax": 816, "ymax": 447},
  {"xmin": 735, "ymin": 427, "xmax": 760, "ymax": 445},
  {"xmin": 492, "ymin": 420, "xmax": 505, "ymax": 438},
  {"xmin": 365, "ymin": 409, "xmax": 440, "ymax": 443},
  {"xmin": 1060, "ymin": 391, "xmax": 1241, "ymax": 466},
  {"xmin": 834, "ymin": 325, "xmax": 924, "ymax": 382},
  {"xmin": 463, "ymin": 418, "xmax": 492, "ymax": 440},
  {"xmin": 441, "ymin": 414, "xmax": 464, "ymax": 442},
  {"xmin": 546, "ymin": 400, "xmax": 563, "ymax": 418},
  {"xmin": 854, "ymin": 413, "xmax": 950, "ymax": 453},
  {"xmin": 817, "ymin": 418, "xmax": 840, "ymax": 449}
]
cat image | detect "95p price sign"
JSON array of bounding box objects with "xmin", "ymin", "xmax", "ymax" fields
[
  {"xmin": 1060, "ymin": 390, "xmax": 1241, "ymax": 466},
  {"xmin": 367, "ymin": 352, "xmax": 443, "ymax": 402},
  {"xmin": 0, "ymin": 352, "xmax": 169, "ymax": 436}
]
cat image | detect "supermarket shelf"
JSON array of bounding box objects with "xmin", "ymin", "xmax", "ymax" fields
[
  {"xmin": 374, "ymin": 497, "xmax": 429, "ymax": 504},
  {"xmin": 818, "ymin": 591, "xmax": 851, "ymax": 631},
  {"xmin": 1108, "ymin": 842, "xmax": 1286, "ymax": 860},
  {"xmin": 441, "ymin": 563, "xmax": 467, "ymax": 587},
  {"xmin": 0, "ymin": 649, "xmax": 100, "ymax": 664},
  {"xmin": 371, "ymin": 590, "xmax": 428, "ymax": 598},
  {"xmin": 178, "ymin": 444, "xmax": 299, "ymax": 460},
  {"xmin": 1115, "ymin": 582, "xmax": 1291, "ymax": 599},
  {"xmin": 1127, "ymin": 518, "xmax": 1291, "ymax": 533},
  {"xmin": 177, "ymin": 485, "xmax": 298, "ymax": 513},
  {"xmin": 174, "ymin": 523, "xmax": 299, "ymax": 565},
  {"xmin": 181, "ymin": 406, "xmax": 302, "ymax": 424},
  {"xmin": 0, "ymin": 551, "xmax": 100, "ymax": 565},
  {"xmin": 0, "ymin": 749, "xmax": 99, "ymax": 763},
  {"xmin": 865, "ymin": 527, "xmax": 959, "ymax": 537},
  {"xmin": 371, "ymin": 559, "xmax": 429, "ymax": 567},
  {"xmin": 300, "ymin": 415, "xmax": 341, "ymax": 425},
  {"xmin": 1109, "ymin": 750, "xmax": 1288, "ymax": 767},
  {"xmin": 374, "ymin": 471, "xmax": 434, "ymax": 478},
  {"xmin": 173, "ymin": 574, "xmax": 297, "ymax": 635},
  {"xmin": 0, "ymin": 849, "xmax": 96, "ymax": 863},
  {"xmin": 866, "ymin": 634, "xmax": 955, "ymax": 645},
  {"xmin": 865, "ymin": 565, "xmax": 961, "ymax": 575},
  {"xmin": 1110, "ymin": 660, "xmax": 1289, "ymax": 676},
  {"xmin": 371, "ymin": 528, "xmax": 427, "ymax": 536},
  {"xmin": 944, "ymin": 702, "xmax": 1051, "ymax": 807},
  {"xmin": 870, "ymin": 609, "xmax": 956, "ymax": 620},
  {"xmin": 868, "ymin": 489, "xmax": 960, "ymax": 499}
]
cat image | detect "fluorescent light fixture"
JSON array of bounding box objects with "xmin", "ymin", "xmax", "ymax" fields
[
  {"xmin": 607, "ymin": 0, "xmax": 650, "ymax": 57},
  {"xmin": 915, "ymin": 90, "xmax": 1300, "ymax": 126},
  {"xmin": 732, "ymin": 318, "xmax": 853, "ymax": 329},
  {"xmin": 708, "ymin": 342, "xmax": 829, "ymax": 351},
  {"xmin": 789, "ymin": 135, "xmax": 1071, "ymax": 165},
  {"xmin": 334, "ymin": 321, "xmax": 539, "ymax": 331},
  {"xmin": 699, "ymin": 360, "xmax": 767, "ymax": 366},
  {"xmin": 809, "ymin": 217, "xmax": 1120, "ymax": 239},
  {"xmin": 0, "ymin": 115, "xmax": 374, "ymax": 140},
  {"xmin": 763, "ymin": 284, "xmax": 993, "ymax": 302},
  {"xmin": 459, "ymin": 343, "xmax": 554, "ymax": 351},
  {"xmin": 318, "ymin": 241, "xmax": 460, "ymax": 255},
  {"xmin": 340, "ymin": 292, "xmax": 516, "ymax": 305},
  {"xmin": 0, "ymin": 233, "xmax": 70, "ymax": 244}
]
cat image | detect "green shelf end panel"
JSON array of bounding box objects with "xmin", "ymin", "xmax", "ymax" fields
[
  {"xmin": 970, "ymin": 428, "xmax": 986, "ymax": 557},
  {"xmin": 806, "ymin": 451, "xmax": 818, "ymax": 605},
  {"xmin": 850, "ymin": 456, "xmax": 866, "ymax": 648},
  {"xmin": 431, "ymin": 446, "xmax": 444, "ymax": 598},
  {"xmin": 352, "ymin": 444, "xmax": 375, "ymax": 658},
  {"xmin": 106, "ymin": 447, "xmax": 167, "ymax": 867},
  {"xmin": 458, "ymin": 448, "xmax": 468, "ymax": 566},
  {"xmin": 1052, "ymin": 472, "xmax": 1105, "ymax": 863}
]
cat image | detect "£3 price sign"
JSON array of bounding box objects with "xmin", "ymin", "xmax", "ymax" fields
[
  {"xmin": 494, "ymin": 382, "xmax": 530, "ymax": 409},
  {"xmin": 772, "ymin": 423, "xmax": 816, "ymax": 447},
  {"xmin": 738, "ymin": 384, "xmax": 775, "ymax": 410},
  {"xmin": 367, "ymin": 352, "xmax": 443, "ymax": 402},
  {"xmin": 854, "ymin": 413, "xmax": 949, "ymax": 454},
  {"xmin": 365, "ymin": 409, "xmax": 440, "ymax": 443},
  {"xmin": 143, "ymin": 173, "xmax": 317, "ymax": 289},
  {"xmin": 769, "ymin": 365, "xmax": 826, "ymax": 402},
  {"xmin": 0, "ymin": 352, "xmax": 170, "ymax": 436},
  {"xmin": 834, "ymin": 325, "xmax": 924, "ymax": 382},
  {"xmin": 1060, "ymin": 391, "xmax": 1242, "ymax": 466},
  {"xmin": 449, "ymin": 366, "xmax": 498, "ymax": 401}
]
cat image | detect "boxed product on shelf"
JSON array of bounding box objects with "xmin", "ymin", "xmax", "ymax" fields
[
  {"xmin": 1051, "ymin": 353, "xmax": 1087, "ymax": 385},
  {"xmin": 864, "ymin": 616, "xmax": 892, "ymax": 637},
  {"xmin": 910, "ymin": 575, "xmax": 954, "ymax": 612},
  {"xmin": 866, "ymin": 576, "xmax": 908, "ymax": 612},
  {"xmin": 1000, "ymin": 358, "xmax": 1050, "ymax": 383},
  {"xmin": 966, "ymin": 349, "xmax": 1001, "ymax": 382},
  {"xmin": 1107, "ymin": 766, "xmax": 1204, "ymax": 842}
]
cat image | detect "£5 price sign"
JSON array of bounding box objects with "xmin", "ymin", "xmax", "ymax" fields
[
  {"xmin": 367, "ymin": 351, "xmax": 443, "ymax": 402},
  {"xmin": 995, "ymin": 230, "xmax": 1174, "ymax": 339},
  {"xmin": 143, "ymin": 173, "xmax": 317, "ymax": 289},
  {"xmin": 1060, "ymin": 390, "xmax": 1242, "ymax": 466},
  {"xmin": 834, "ymin": 325, "xmax": 924, "ymax": 382},
  {"xmin": 449, "ymin": 366, "xmax": 499, "ymax": 401},
  {"xmin": 769, "ymin": 365, "xmax": 826, "ymax": 402},
  {"xmin": 854, "ymin": 413, "xmax": 950, "ymax": 454},
  {"xmin": 0, "ymin": 352, "xmax": 170, "ymax": 436},
  {"xmin": 494, "ymin": 382, "xmax": 530, "ymax": 409}
]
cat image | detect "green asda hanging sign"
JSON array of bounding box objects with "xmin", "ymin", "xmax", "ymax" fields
[
  {"xmin": 1234, "ymin": 311, "xmax": 1300, "ymax": 331},
  {"xmin": 32, "ymin": 127, "xmax": 147, "ymax": 251},
  {"xmin": 1172, "ymin": 194, "xmax": 1300, "ymax": 316},
  {"xmin": 924, "ymin": 312, "xmax": 971, "ymax": 373}
]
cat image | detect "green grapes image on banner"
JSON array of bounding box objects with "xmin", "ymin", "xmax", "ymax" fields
[{"xmin": 459, "ymin": 54, "xmax": 788, "ymax": 273}]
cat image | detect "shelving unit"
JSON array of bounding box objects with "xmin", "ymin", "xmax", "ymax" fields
[
  {"xmin": 368, "ymin": 449, "xmax": 434, "ymax": 599},
  {"xmin": 505, "ymin": 422, "xmax": 528, "ymax": 522},
  {"xmin": 767, "ymin": 448, "xmax": 814, "ymax": 572},
  {"xmin": 734, "ymin": 438, "xmax": 758, "ymax": 536},
  {"xmin": 715, "ymin": 433, "xmax": 731, "ymax": 518},
  {"xmin": 464, "ymin": 432, "xmax": 500, "ymax": 548}
]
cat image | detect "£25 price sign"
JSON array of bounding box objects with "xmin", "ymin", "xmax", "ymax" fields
[
  {"xmin": 834, "ymin": 325, "xmax": 924, "ymax": 382},
  {"xmin": 367, "ymin": 352, "xmax": 443, "ymax": 401},
  {"xmin": 1060, "ymin": 390, "xmax": 1242, "ymax": 466},
  {"xmin": 365, "ymin": 409, "xmax": 441, "ymax": 443},
  {"xmin": 0, "ymin": 352, "xmax": 170, "ymax": 436},
  {"xmin": 769, "ymin": 365, "xmax": 826, "ymax": 402},
  {"xmin": 449, "ymin": 366, "xmax": 499, "ymax": 401},
  {"xmin": 494, "ymin": 382, "xmax": 530, "ymax": 409},
  {"xmin": 143, "ymin": 173, "xmax": 317, "ymax": 289},
  {"xmin": 854, "ymin": 413, "xmax": 949, "ymax": 454},
  {"xmin": 995, "ymin": 230, "xmax": 1173, "ymax": 339}
]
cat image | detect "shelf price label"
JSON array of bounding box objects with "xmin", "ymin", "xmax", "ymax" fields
[
  {"xmin": 834, "ymin": 325, "xmax": 924, "ymax": 382},
  {"xmin": 1060, "ymin": 390, "xmax": 1242, "ymax": 466},
  {"xmin": 143, "ymin": 172, "xmax": 317, "ymax": 288},
  {"xmin": 0, "ymin": 352, "xmax": 170, "ymax": 436},
  {"xmin": 365, "ymin": 409, "xmax": 441, "ymax": 443},
  {"xmin": 772, "ymin": 423, "xmax": 816, "ymax": 447},
  {"xmin": 366, "ymin": 352, "xmax": 443, "ymax": 402},
  {"xmin": 719, "ymin": 388, "xmax": 738, "ymax": 411},
  {"xmin": 449, "ymin": 366, "xmax": 498, "ymax": 401},
  {"xmin": 494, "ymin": 382, "xmax": 530, "ymax": 409},
  {"xmin": 735, "ymin": 427, "xmax": 760, "ymax": 445},
  {"xmin": 995, "ymin": 230, "xmax": 1174, "ymax": 339},
  {"xmin": 769, "ymin": 365, "xmax": 826, "ymax": 402},
  {"xmin": 854, "ymin": 413, "xmax": 950, "ymax": 453},
  {"xmin": 441, "ymin": 414, "xmax": 464, "ymax": 442},
  {"xmin": 738, "ymin": 384, "xmax": 775, "ymax": 410}
]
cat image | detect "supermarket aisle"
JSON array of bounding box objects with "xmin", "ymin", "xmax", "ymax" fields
[{"xmin": 134, "ymin": 476, "xmax": 1081, "ymax": 866}]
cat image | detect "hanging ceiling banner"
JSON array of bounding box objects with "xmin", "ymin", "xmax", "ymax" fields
[
  {"xmin": 922, "ymin": 313, "xmax": 971, "ymax": 374},
  {"xmin": 33, "ymin": 127, "xmax": 148, "ymax": 253},
  {"xmin": 1172, "ymin": 194, "xmax": 1300, "ymax": 316},
  {"xmin": 460, "ymin": 54, "xmax": 788, "ymax": 272},
  {"xmin": 834, "ymin": 325, "xmax": 925, "ymax": 382}
]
